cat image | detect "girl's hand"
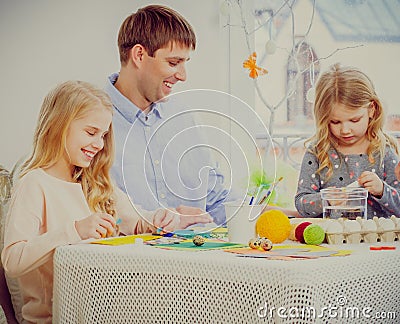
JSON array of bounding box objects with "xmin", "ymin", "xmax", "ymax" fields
[
  {"xmin": 75, "ymin": 213, "xmax": 116, "ymax": 240},
  {"xmin": 358, "ymin": 171, "xmax": 383, "ymax": 197},
  {"xmin": 324, "ymin": 187, "xmax": 348, "ymax": 206},
  {"xmin": 153, "ymin": 206, "xmax": 212, "ymax": 233},
  {"xmin": 395, "ymin": 161, "xmax": 400, "ymax": 181}
]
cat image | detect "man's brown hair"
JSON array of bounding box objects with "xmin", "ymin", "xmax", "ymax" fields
[{"xmin": 118, "ymin": 5, "xmax": 196, "ymax": 65}]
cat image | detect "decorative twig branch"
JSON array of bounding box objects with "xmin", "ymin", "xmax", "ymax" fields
[{"xmin": 222, "ymin": 0, "xmax": 361, "ymax": 135}]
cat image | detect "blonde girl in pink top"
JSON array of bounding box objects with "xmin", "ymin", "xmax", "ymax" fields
[{"xmin": 1, "ymin": 81, "xmax": 211, "ymax": 323}]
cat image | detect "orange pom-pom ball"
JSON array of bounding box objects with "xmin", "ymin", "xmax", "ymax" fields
[
  {"xmin": 288, "ymin": 223, "xmax": 299, "ymax": 241},
  {"xmin": 255, "ymin": 209, "xmax": 291, "ymax": 243}
]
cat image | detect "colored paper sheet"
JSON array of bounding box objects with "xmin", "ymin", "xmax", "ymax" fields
[
  {"xmin": 152, "ymin": 239, "xmax": 245, "ymax": 251},
  {"xmin": 224, "ymin": 244, "xmax": 352, "ymax": 259},
  {"xmin": 91, "ymin": 234, "xmax": 160, "ymax": 245}
]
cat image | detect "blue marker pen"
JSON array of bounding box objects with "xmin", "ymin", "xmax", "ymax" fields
[
  {"xmin": 156, "ymin": 227, "xmax": 174, "ymax": 237},
  {"xmin": 249, "ymin": 196, "xmax": 255, "ymax": 205}
]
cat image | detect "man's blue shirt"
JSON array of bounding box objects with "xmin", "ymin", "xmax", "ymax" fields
[{"xmin": 105, "ymin": 73, "xmax": 231, "ymax": 224}]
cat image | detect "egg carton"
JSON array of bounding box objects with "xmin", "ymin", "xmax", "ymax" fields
[
  {"xmin": 290, "ymin": 216, "xmax": 400, "ymax": 245},
  {"xmin": 324, "ymin": 216, "xmax": 400, "ymax": 244}
]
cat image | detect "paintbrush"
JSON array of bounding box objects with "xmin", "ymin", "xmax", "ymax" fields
[{"xmin": 260, "ymin": 176, "xmax": 284, "ymax": 214}]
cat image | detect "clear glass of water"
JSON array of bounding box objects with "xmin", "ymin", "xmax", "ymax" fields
[{"xmin": 321, "ymin": 187, "xmax": 368, "ymax": 220}]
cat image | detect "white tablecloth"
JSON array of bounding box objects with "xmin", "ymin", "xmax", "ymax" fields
[{"xmin": 53, "ymin": 242, "xmax": 400, "ymax": 323}]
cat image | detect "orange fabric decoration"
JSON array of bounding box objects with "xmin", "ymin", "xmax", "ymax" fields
[{"xmin": 243, "ymin": 52, "xmax": 268, "ymax": 79}]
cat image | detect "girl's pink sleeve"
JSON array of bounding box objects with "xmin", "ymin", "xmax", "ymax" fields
[{"xmin": 1, "ymin": 177, "xmax": 80, "ymax": 278}]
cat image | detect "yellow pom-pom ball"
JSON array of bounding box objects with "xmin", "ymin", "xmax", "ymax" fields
[{"xmin": 255, "ymin": 209, "xmax": 291, "ymax": 243}]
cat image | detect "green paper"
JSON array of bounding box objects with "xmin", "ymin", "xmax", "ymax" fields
[{"xmin": 153, "ymin": 240, "xmax": 245, "ymax": 251}]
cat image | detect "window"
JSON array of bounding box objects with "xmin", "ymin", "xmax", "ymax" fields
[{"xmin": 286, "ymin": 37, "xmax": 320, "ymax": 123}]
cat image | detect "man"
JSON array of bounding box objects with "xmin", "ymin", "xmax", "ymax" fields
[{"xmin": 105, "ymin": 5, "xmax": 231, "ymax": 225}]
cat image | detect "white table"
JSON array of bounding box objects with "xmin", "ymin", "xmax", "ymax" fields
[{"xmin": 53, "ymin": 241, "xmax": 400, "ymax": 323}]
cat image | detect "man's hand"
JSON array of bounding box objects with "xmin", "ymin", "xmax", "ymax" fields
[
  {"xmin": 176, "ymin": 205, "xmax": 213, "ymax": 228},
  {"xmin": 152, "ymin": 206, "xmax": 212, "ymax": 233}
]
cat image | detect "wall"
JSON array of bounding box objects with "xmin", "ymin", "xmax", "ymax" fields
[
  {"xmin": 0, "ymin": 0, "xmax": 227, "ymax": 170},
  {"xmin": 1, "ymin": 0, "xmax": 398, "ymax": 204}
]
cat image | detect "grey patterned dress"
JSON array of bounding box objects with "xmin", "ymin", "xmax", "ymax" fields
[{"xmin": 295, "ymin": 146, "xmax": 400, "ymax": 218}]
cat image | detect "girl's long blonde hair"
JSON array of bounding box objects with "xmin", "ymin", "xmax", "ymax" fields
[
  {"xmin": 21, "ymin": 80, "xmax": 116, "ymax": 216},
  {"xmin": 307, "ymin": 63, "xmax": 399, "ymax": 179}
]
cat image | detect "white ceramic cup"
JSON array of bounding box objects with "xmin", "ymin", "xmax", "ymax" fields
[{"xmin": 224, "ymin": 202, "xmax": 263, "ymax": 244}]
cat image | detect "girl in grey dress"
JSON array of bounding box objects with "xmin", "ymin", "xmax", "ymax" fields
[{"xmin": 295, "ymin": 63, "xmax": 400, "ymax": 219}]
